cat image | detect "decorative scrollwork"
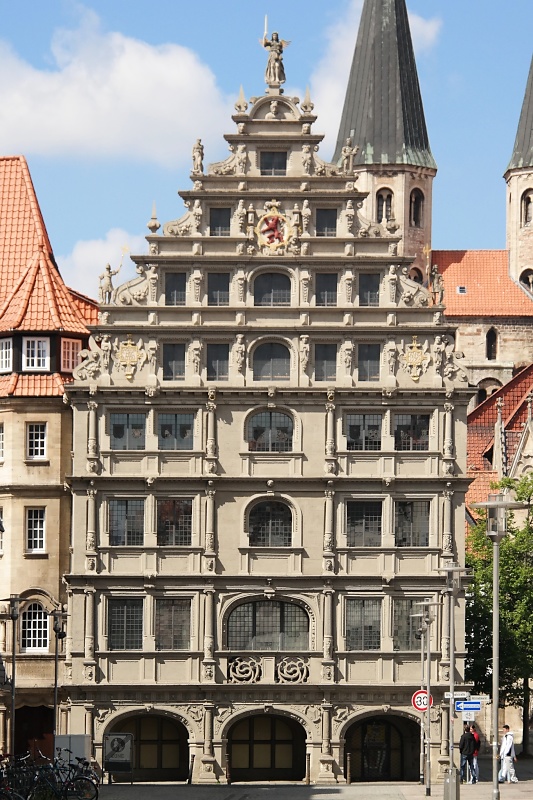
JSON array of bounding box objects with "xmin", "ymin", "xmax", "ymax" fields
[
  {"xmin": 228, "ymin": 656, "xmax": 262, "ymax": 683},
  {"xmin": 275, "ymin": 656, "xmax": 309, "ymax": 684}
]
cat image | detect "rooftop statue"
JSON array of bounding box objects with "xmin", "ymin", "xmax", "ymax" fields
[{"xmin": 262, "ymin": 26, "xmax": 290, "ymax": 87}]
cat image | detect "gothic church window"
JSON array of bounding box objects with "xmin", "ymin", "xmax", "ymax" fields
[
  {"xmin": 248, "ymin": 501, "xmax": 292, "ymax": 547},
  {"xmin": 247, "ymin": 411, "xmax": 293, "ymax": 452},
  {"xmin": 253, "ymin": 342, "xmax": 290, "ymax": 381},
  {"xmin": 227, "ymin": 600, "xmax": 309, "ymax": 650}
]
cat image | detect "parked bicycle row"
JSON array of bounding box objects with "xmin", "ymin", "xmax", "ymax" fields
[{"xmin": 0, "ymin": 748, "xmax": 99, "ymax": 800}]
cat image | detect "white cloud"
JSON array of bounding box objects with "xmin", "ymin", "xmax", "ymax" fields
[
  {"xmin": 409, "ymin": 13, "xmax": 442, "ymax": 54},
  {"xmin": 0, "ymin": 7, "xmax": 230, "ymax": 167},
  {"xmin": 58, "ymin": 227, "xmax": 146, "ymax": 298}
]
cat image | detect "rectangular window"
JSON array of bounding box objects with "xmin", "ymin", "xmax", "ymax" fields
[
  {"xmin": 26, "ymin": 507, "xmax": 45, "ymax": 551},
  {"xmin": 315, "ymin": 344, "xmax": 337, "ymax": 381},
  {"xmin": 260, "ymin": 151, "xmax": 287, "ymax": 176},
  {"xmin": 358, "ymin": 343, "xmax": 380, "ymax": 381},
  {"xmin": 316, "ymin": 208, "xmax": 337, "ymax": 237},
  {"xmin": 110, "ymin": 413, "xmax": 146, "ymax": 450},
  {"xmin": 23, "ymin": 337, "xmax": 50, "ymax": 371},
  {"xmin": 393, "ymin": 598, "xmax": 422, "ymax": 650},
  {"xmin": 207, "ymin": 273, "xmax": 230, "ymax": 306},
  {"xmin": 394, "ymin": 414, "xmax": 430, "ymax": 451},
  {"xmin": 162, "ymin": 343, "xmax": 185, "ymax": 381},
  {"xmin": 207, "ymin": 344, "xmax": 229, "ymax": 381},
  {"xmin": 165, "ymin": 273, "xmax": 186, "ymax": 306},
  {"xmin": 346, "ymin": 598, "xmax": 382, "ymax": 651},
  {"xmin": 209, "ymin": 208, "xmax": 231, "ymax": 236},
  {"xmin": 108, "ymin": 598, "xmax": 143, "ymax": 650},
  {"xmin": 108, "ymin": 499, "xmax": 145, "ymax": 546},
  {"xmin": 346, "ymin": 413, "xmax": 382, "ymax": 451},
  {"xmin": 61, "ymin": 339, "xmax": 82, "ymax": 372},
  {"xmin": 316, "ymin": 273, "xmax": 338, "ymax": 306},
  {"xmin": 0, "ymin": 423, "xmax": 4, "ymax": 460},
  {"xmin": 346, "ymin": 501, "xmax": 382, "ymax": 547},
  {"xmin": 155, "ymin": 598, "xmax": 191, "ymax": 650},
  {"xmin": 158, "ymin": 413, "xmax": 194, "ymax": 450},
  {"xmin": 395, "ymin": 500, "xmax": 430, "ymax": 547},
  {"xmin": 157, "ymin": 498, "xmax": 193, "ymax": 546},
  {"xmin": 0, "ymin": 339, "xmax": 13, "ymax": 373},
  {"xmin": 359, "ymin": 274, "xmax": 380, "ymax": 306},
  {"xmin": 26, "ymin": 423, "xmax": 46, "ymax": 460}
]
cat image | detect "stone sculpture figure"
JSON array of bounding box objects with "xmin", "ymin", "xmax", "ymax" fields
[
  {"xmin": 192, "ymin": 139, "xmax": 204, "ymax": 174},
  {"xmin": 234, "ymin": 334, "xmax": 245, "ymax": 373},
  {"xmin": 340, "ymin": 137, "xmax": 357, "ymax": 174},
  {"xmin": 265, "ymin": 100, "xmax": 280, "ymax": 119},
  {"xmin": 99, "ymin": 264, "xmax": 120, "ymax": 304},
  {"xmin": 235, "ymin": 144, "xmax": 247, "ymax": 175},
  {"xmin": 299, "ymin": 335, "xmax": 310, "ymax": 372},
  {"xmin": 262, "ymin": 32, "xmax": 290, "ymax": 86}
]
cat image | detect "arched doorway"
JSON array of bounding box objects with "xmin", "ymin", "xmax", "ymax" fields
[
  {"xmin": 108, "ymin": 714, "xmax": 189, "ymax": 782},
  {"xmin": 344, "ymin": 715, "xmax": 419, "ymax": 782},
  {"xmin": 228, "ymin": 714, "xmax": 306, "ymax": 782},
  {"xmin": 16, "ymin": 706, "xmax": 53, "ymax": 758}
]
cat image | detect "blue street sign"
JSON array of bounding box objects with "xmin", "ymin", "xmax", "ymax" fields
[{"xmin": 455, "ymin": 700, "xmax": 481, "ymax": 712}]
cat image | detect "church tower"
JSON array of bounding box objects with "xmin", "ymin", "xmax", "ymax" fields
[
  {"xmin": 333, "ymin": 0, "xmax": 436, "ymax": 276},
  {"xmin": 505, "ymin": 54, "xmax": 533, "ymax": 293}
]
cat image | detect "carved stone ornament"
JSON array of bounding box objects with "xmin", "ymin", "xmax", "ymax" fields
[
  {"xmin": 73, "ymin": 337, "xmax": 103, "ymax": 382},
  {"xmin": 256, "ymin": 203, "xmax": 295, "ymax": 250},
  {"xmin": 275, "ymin": 656, "xmax": 309, "ymax": 684},
  {"xmin": 398, "ymin": 336, "xmax": 430, "ymax": 382},
  {"xmin": 228, "ymin": 656, "xmax": 262, "ymax": 683},
  {"xmin": 113, "ymin": 335, "xmax": 147, "ymax": 380},
  {"xmin": 115, "ymin": 263, "xmax": 159, "ymax": 306}
]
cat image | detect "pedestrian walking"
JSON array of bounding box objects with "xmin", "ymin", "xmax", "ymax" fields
[
  {"xmin": 499, "ymin": 724, "xmax": 518, "ymax": 783},
  {"xmin": 459, "ymin": 724, "xmax": 477, "ymax": 784},
  {"xmin": 470, "ymin": 723, "xmax": 480, "ymax": 782}
]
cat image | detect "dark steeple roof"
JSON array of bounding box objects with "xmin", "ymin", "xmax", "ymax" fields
[
  {"xmin": 333, "ymin": 0, "xmax": 436, "ymax": 169},
  {"xmin": 507, "ymin": 55, "xmax": 533, "ymax": 171}
]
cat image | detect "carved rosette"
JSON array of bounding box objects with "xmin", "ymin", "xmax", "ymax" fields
[
  {"xmin": 275, "ymin": 656, "xmax": 309, "ymax": 684},
  {"xmin": 228, "ymin": 656, "xmax": 262, "ymax": 683}
]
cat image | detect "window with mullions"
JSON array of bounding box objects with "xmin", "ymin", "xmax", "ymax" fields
[
  {"xmin": 345, "ymin": 598, "xmax": 381, "ymax": 651},
  {"xmin": 315, "ymin": 344, "xmax": 337, "ymax": 381},
  {"xmin": 165, "ymin": 273, "xmax": 186, "ymax": 306},
  {"xmin": 26, "ymin": 507, "xmax": 45, "ymax": 551},
  {"xmin": 23, "ymin": 337, "xmax": 49, "ymax": 371},
  {"xmin": 249, "ymin": 501, "xmax": 292, "ymax": 547},
  {"xmin": 260, "ymin": 151, "xmax": 287, "ymax": 176},
  {"xmin": 61, "ymin": 338, "xmax": 82, "ymax": 372},
  {"xmin": 109, "ymin": 499, "xmax": 145, "ymax": 546},
  {"xmin": 207, "ymin": 273, "xmax": 230, "ymax": 305},
  {"xmin": 247, "ymin": 411, "xmax": 293, "ymax": 452},
  {"xmin": 157, "ymin": 498, "xmax": 193, "ymax": 546},
  {"xmin": 207, "ymin": 344, "xmax": 229, "ymax": 381},
  {"xmin": 316, "ymin": 209, "xmax": 337, "ymax": 237},
  {"xmin": 395, "ymin": 500, "xmax": 430, "ymax": 547},
  {"xmin": 316, "ymin": 273, "xmax": 337, "ymax": 306},
  {"xmin": 394, "ymin": 414, "xmax": 430, "ymax": 451},
  {"xmin": 253, "ymin": 343, "xmax": 290, "ymax": 381},
  {"xmin": 359, "ymin": 274, "xmax": 380, "ymax": 306},
  {"xmin": 393, "ymin": 598, "xmax": 422, "ymax": 650},
  {"xmin": 21, "ymin": 603, "xmax": 48, "ymax": 651},
  {"xmin": 26, "ymin": 423, "xmax": 46, "ymax": 460},
  {"xmin": 110, "ymin": 413, "xmax": 146, "ymax": 450},
  {"xmin": 210, "ymin": 207, "xmax": 231, "ymax": 236},
  {"xmin": 108, "ymin": 598, "xmax": 143, "ymax": 650},
  {"xmin": 377, "ymin": 189, "xmax": 393, "ymax": 222},
  {"xmin": 358, "ymin": 343, "xmax": 380, "ymax": 382},
  {"xmin": 0, "ymin": 339, "xmax": 12, "ymax": 373},
  {"xmin": 155, "ymin": 598, "xmax": 191, "ymax": 650},
  {"xmin": 346, "ymin": 501, "xmax": 382, "ymax": 547},
  {"xmin": 346, "ymin": 413, "xmax": 382, "ymax": 451},
  {"xmin": 227, "ymin": 600, "xmax": 309, "ymax": 651},
  {"xmin": 162, "ymin": 343, "xmax": 185, "ymax": 381},
  {"xmin": 158, "ymin": 413, "xmax": 194, "ymax": 450},
  {"xmin": 254, "ymin": 273, "xmax": 291, "ymax": 306}
]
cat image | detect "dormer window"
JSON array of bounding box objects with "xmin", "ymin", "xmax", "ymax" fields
[
  {"xmin": 61, "ymin": 339, "xmax": 82, "ymax": 372},
  {"xmin": 0, "ymin": 339, "xmax": 12, "ymax": 373},
  {"xmin": 260, "ymin": 152, "xmax": 287, "ymax": 176},
  {"xmin": 22, "ymin": 337, "xmax": 49, "ymax": 371}
]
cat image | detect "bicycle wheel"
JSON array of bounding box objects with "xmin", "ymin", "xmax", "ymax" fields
[
  {"xmin": 70, "ymin": 778, "xmax": 97, "ymax": 800},
  {"xmin": 28, "ymin": 784, "xmax": 57, "ymax": 800}
]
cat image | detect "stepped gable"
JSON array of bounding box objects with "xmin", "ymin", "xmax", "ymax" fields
[{"xmin": 433, "ymin": 250, "xmax": 533, "ymax": 316}]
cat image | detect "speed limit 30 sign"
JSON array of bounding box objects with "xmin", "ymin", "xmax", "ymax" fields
[{"xmin": 412, "ymin": 690, "xmax": 434, "ymax": 711}]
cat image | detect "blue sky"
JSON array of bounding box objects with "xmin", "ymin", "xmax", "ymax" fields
[{"xmin": 0, "ymin": 0, "xmax": 532, "ymax": 297}]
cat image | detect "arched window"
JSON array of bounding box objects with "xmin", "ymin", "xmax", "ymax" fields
[
  {"xmin": 253, "ymin": 343, "xmax": 290, "ymax": 381},
  {"xmin": 410, "ymin": 189, "xmax": 424, "ymax": 227},
  {"xmin": 247, "ymin": 410, "xmax": 293, "ymax": 452},
  {"xmin": 376, "ymin": 189, "xmax": 393, "ymax": 222},
  {"xmin": 522, "ymin": 191, "xmax": 533, "ymax": 227},
  {"xmin": 408, "ymin": 267, "xmax": 424, "ymax": 284},
  {"xmin": 519, "ymin": 269, "xmax": 533, "ymax": 293},
  {"xmin": 249, "ymin": 501, "xmax": 292, "ymax": 546},
  {"xmin": 254, "ymin": 273, "xmax": 291, "ymax": 306},
  {"xmin": 486, "ymin": 328, "xmax": 497, "ymax": 361},
  {"xmin": 227, "ymin": 600, "xmax": 309, "ymax": 650},
  {"xmin": 21, "ymin": 602, "xmax": 49, "ymax": 651}
]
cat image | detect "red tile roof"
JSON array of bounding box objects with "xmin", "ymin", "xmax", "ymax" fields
[
  {"xmin": 433, "ymin": 250, "xmax": 533, "ymax": 316},
  {"xmin": 0, "ymin": 373, "xmax": 68, "ymax": 397}
]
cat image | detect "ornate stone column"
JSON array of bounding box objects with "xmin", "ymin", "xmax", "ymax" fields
[
  {"xmin": 199, "ymin": 702, "xmax": 217, "ymax": 782},
  {"xmin": 324, "ymin": 391, "xmax": 337, "ymax": 475},
  {"xmin": 442, "ymin": 403, "xmax": 454, "ymax": 475},
  {"xmin": 321, "ymin": 586, "xmax": 335, "ymax": 684},
  {"xmin": 204, "ymin": 485, "xmax": 216, "ymax": 573},
  {"xmin": 0, "ymin": 706, "xmax": 5, "ymax": 754},
  {"xmin": 84, "ymin": 705, "xmax": 93, "ymax": 738},
  {"xmin": 202, "ymin": 588, "xmax": 216, "ymax": 683},
  {"xmin": 64, "ymin": 590, "xmax": 73, "ymax": 683},
  {"xmin": 323, "ymin": 485, "xmax": 335, "ymax": 574},
  {"xmin": 318, "ymin": 702, "xmax": 336, "ymax": 783},
  {"xmin": 442, "ymin": 490, "xmax": 454, "ymax": 557},
  {"xmin": 83, "ymin": 589, "xmax": 96, "ymax": 683},
  {"xmin": 205, "ymin": 390, "xmax": 218, "ymax": 475},
  {"xmin": 86, "ymin": 401, "xmax": 100, "ymax": 473},
  {"xmin": 86, "ymin": 487, "xmax": 97, "ymax": 572}
]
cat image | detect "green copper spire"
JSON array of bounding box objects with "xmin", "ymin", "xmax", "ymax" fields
[{"xmin": 507, "ymin": 55, "xmax": 533, "ymax": 170}]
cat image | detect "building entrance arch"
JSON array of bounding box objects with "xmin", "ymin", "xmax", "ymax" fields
[
  {"xmin": 108, "ymin": 713, "xmax": 189, "ymax": 782},
  {"xmin": 344, "ymin": 715, "xmax": 419, "ymax": 782},
  {"xmin": 228, "ymin": 713, "xmax": 306, "ymax": 782}
]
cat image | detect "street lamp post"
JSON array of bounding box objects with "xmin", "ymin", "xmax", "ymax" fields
[
  {"xmin": 8, "ymin": 595, "xmax": 19, "ymax": 758},
  {"xmin": 414, "ymin": 599, "xmax": 438, "ymax": 796},
  {"xmin": 472, "ymin": 493, "xmax": 525, "ymax": 800},
  {"xmin": 52, "ymin": 610, "xmax": 67, "ymax": 755}
]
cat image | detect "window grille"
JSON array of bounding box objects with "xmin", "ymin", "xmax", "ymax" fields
[
  {"xmin": 315, "ymin": 344, "xmax": 337, "ymax": 381},
  {"xmin": 155, "ymin": 598, "xmax": 191, "ymax": 650},
  {"xmin": 254, "ymin": 273, "xmax": 291, "ymax": 306},
  {"xmin": 108, "ymin": 598, "xmax": 143, "ymax": 650},
  {"xmin": 157, "ymin": 498, "xmax": 193, "ymax": 546},
  {"xmin": 346, "ymin": 413, "xmax": 382, "ymax": 451},
  {"xmin": 227, "ymin": 600, "xmax": 309, "ymax": 651},
  {"xmin": 27, "ymin": 423, "xmax": 46, "ymax": 459},
  {"xmin": 207, "ymin": 344, "xmax": 229, "ymax": 381},
  {"xmin": 393, "ymin": 598, "xmax": 422, "ymax": 650},
  {"xmin": 21, "ymin": 603, "xmax": 48, "ymax": 651},
  {"xmin": 207, "ymin": 273, "xmax": 230, "ymax": 305},
  {"xmin": 110, "ymin": 413, "xmax": 146, "ymax": 450},
  {"xmin": 249, "ymin": 501, "xmax": 292, "ymax": 547},
  {"xmin": 358, "ymin": 343, "xmax": 380, "ymax": 381},
  {"xmin": 158, "ymin": 413, "xmax": 194, "ymax": 450},
  {"xmin": 316, "ymin": 209, "xmax": 337, "ymax": 237},
  {"xmin": 395, "ymin": 500, "xmax": 430, "ymax": 547},
  {"xmin": 260, "ymin": 151, "xmax": 287, "ymax": 176},
  {"xmin": 109, "ymin": 499, "xmax": 145, "ymax": 546},
  {"xmin": 345, "ymin": 598, "xmax": 381, "ymax": 650},
  {"xmin": 394, "ymin": 414, "xmax": 430, "ymax": 450},
  {"xmin": 165, "ymin": 273, "xmax": 186, "ymax": 305},
  {"xmin": 253, "ymin": 343, "xmax": 290, "ymax": 381},
  {"xmin": 315, "ymin": 273, "xmax": 337, "ymax": 306},
  {"xmin": 359, "ymin": 274, "xmax": 380, "ymax": 306},
  {"xmin": 26, "ymin": 508, "xmax": 45, "ymax": 551},
  {"xmin": 0, "ymin": 339, "xmax": 12, "ymax": 373},
  {"xmin": 346, "ymin": 501, "xmax": 382, "ymax": 547},
  {"xmin": 247, "ymin": 411, "xmax": 293, "ymax": 452}
]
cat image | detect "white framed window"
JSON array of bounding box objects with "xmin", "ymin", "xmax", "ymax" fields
[
  {"xmin": 23, "ymin": 337, "xmax": 50, "ymax": 371},
  {"xmin": 26, "ymin": 423, "xmax": 47, "ymax": 460},
  {"xmin": 61, "ymin": 339, "xmax": 82, "ymax": 372},
  {"xmin": 26, "ymin": 507, "xmax": 45, "ymax": 551},
  {"xmin": 0, "ymin": 423, "xmax": 4, "ymax": 460},
  {"xmin": 21, "ymin": 603, "xmax": 49, "ymax": 651},
  {"xmin": 0, "ymin": 339, "xmax": 12, "ymax": 373}
]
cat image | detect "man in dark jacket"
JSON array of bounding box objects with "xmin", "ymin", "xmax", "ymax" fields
[{"xmin": 459, "ymin": 725, "xmax": 477, "ymax": 784}]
